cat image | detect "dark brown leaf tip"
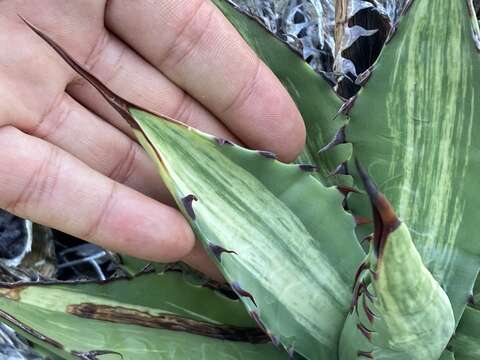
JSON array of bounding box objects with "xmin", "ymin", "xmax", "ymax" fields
[
  {"xmin": 355, "ymin": 159, "xmax": 401, "ymax": 258},
  {"xmin": 231, "ymin": 282, "xmax": 257, "ymax": 306},
  {"xmin": 181, "ymin": 194, "xmax": 198, "ymax": 220},
  {"xmin": 208, "ymin": 243, "xmax": 237, "ymax": 262},
  {"xmin": 71, "ymin": 350, "xmax": 123, "ymax": 360},
  {"xmin": 298, "ymin": 164, "xmax": 319, "ymax": 172},
  {"xmin": 215, "ymin": 138, "xmax": 234, "ymax": 146},
  {"xmin": 258, "ymin": 150, "xmax": 277, "ymax": 159},
  {"xmin": 19, "ymin": 16, "xmax": 139, "ymax": 130},
  {"xmin": 319, "ymin": 126, "xmax": 346, "ymax": 153}
]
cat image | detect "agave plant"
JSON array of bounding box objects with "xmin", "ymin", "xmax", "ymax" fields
[{"xmin": 0, "ymin": 0, "xmax": 479, "ymax": 359}]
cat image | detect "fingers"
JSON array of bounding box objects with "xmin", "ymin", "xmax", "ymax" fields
[
  {"xmin": 28, "ymin": 92, "xmax": 173, "ymax": 204},
  {"xmin": 105, "ymin": 0, "xmax": 306, "ymax": 162},
  {"xmin": 0, "ymin": 126, "xmax": 195, "ymax": 263},
  {"xmin": 67, "ymin": 30, "xmax": 238, "ymax": 143}
]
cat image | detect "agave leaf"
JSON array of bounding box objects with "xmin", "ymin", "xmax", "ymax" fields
[
  {"xmin": 212, "ymin": 0, "xmax": 352, "ymax": 186},
  {"xmin": 441, "ymin": 351, "xmax": 456, "ymax": 360},
  {"xmin": 339, "ymin": 164, "xmax": 455, "ymax": 359},
  {"xmin": 449, "ymin": 275, "xmax": 480, "ymax": 359},
  {"xmin": 451, "ymin": 307, "xmax": 480, "ymax": 360},
  {"xmin": 0, "ymin": 271, "xmax": 285, "ymax": 360},
  {"xmin": 23, "ymin": 20, "xmax": 366, "ymax": 360},
  {"xmin": 346, "ymin": 0, "xmax": 480, "ymax": 322}
]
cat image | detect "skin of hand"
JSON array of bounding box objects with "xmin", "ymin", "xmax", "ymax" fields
[{"xmin": 0, "ymin": 0, "xmax": 305, "ymax": 280}]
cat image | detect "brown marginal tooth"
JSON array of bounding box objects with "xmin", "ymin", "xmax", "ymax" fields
[
  {"xmin": 249, "ymin": 311, "xmax": 267, "ymax": 333},
  {"xmin": 268, "ymin": 333, "xmax": 280, "ymax": 347},
  {"xmin": 318, "ymin": 126, "xmax": 346, "ymax": 153},
  {"xmin": 258, "ymin": 150, "xmax": 277, "ymax": 159},
  {"xmin": 357, "ymin": 323, "xmax": 374, "ymax": 342},
  {"xmin": 298, "ymin": 164, "xmax": 319, "ymax": 172},
  {"xmin": 355, "ymin": 69, "xmax": 372, "ymax": 86},
  {"xmin": 208, "ymin": 243, "xmax": 237, "ymax": 262},
  {"xmin": 357, "ymin": 350, "xmax": 374, "ymax": 359},
  {"xmin": 337, "ymin": 185, "xmax": 360, "ymax": 196},
  {"xmin": 353, "ymin": 262, "xmax": 369, "ymax": 289},
  {"xmin": 355, "ymin": 216, "xmax": 372, "ymax": 226},
  {"xmin": 468, "ymin": 294, "xmax": 476, "ymax": 306},
  {"xmin": 231, "ymin": 282, "xmax": 257, "ymax": 306},
  {"xmin": 363, "ymin": 298, "xmax": 377, "ymax": 323},
  {"xmin": 361, "ymin": 234, "xmax": 373, "ymax": 244},
  {"xmin": 215, "ymin": 138, "xmax": 234, "ymax": 146},
  {"xmin": 329, "ymin": 162, "xmax": 348, "ymax": 177},
  {"xmin": 337, "ymin": 95, "xmax": 357, "ymax": 117},
  {"xmin": 181, "ymin": 195, "xmax": 198, "ymax": 220}
]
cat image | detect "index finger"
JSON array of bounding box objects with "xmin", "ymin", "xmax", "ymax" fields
[{"xmin": 105, "ymin": 0, "xmax": 305, "ymax": 162}]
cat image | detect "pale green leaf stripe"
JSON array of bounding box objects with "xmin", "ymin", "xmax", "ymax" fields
[
  {"xmin": 132, "ymin": 108, "xmax": 364, "ymax": 360},
  {"xmin": 212, "ymin": 0, "xmax": 351, "ymax": 186},
  {"xmin": 0, "ymin": 272, "xmax": 285, "ymax": 360},
  {"xmin": 348, "ymin": 0, "xmax": 480, "ymax": 321}
]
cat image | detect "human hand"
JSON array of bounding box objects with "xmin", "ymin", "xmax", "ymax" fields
[{"xmin": 0, "ymin": 1, "xmax": 305, "ymax": 279}]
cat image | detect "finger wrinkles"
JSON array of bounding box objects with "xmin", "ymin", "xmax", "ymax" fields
[
  {"xmin": 3, "ymin": 129, "xmax": 62, "ymax": 215},
  {"xmin": 157, "ymin": 1, "xmax": 215, "ymax": 74},
  {"xmin": 81, "ymin": 182, "xmax": 117, "ymax": 241},
  {"xmin": 29, "ymin": 92, "xmax": 71, "ymax": 141},
  {"xmin": 220, "ymin": 57, "xmax": 261, "ymax": 116},
  {"xmin": 107, "ymin": 139, "xmax": 139, "ymax": 185}
]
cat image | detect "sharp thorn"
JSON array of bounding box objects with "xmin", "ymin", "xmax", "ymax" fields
[
  {"xmin": 215, "ymin": 138, "xmax": 234, "ymax": 146},
  {"xmin": 298, "ymin": 164, "xmax": 319, "ymax": 172},
  {"xmin": 318, "ymin": 126, "xmax": 346, "ymax": 153},
  {"xmin": 468, "ymin": 294, "xmax": 476, "ymax": 306},
  {"xmin": 357, "ymin": 323, "xmax": 374, "ymax": 342},
  {"xmin": 361, "ymin": 234, "xmax": 373, "ymax": 244},
  {"xmin": 208, "ymin": 243, "xmax": 237, "ymax": 262},
  {"xmin": 269, "ymin": 333, "xmax": 280, "ymax": 347},
  {"xmin": 19, "ymin": 16, "xmax": 138, "ymax": 130},
  {"xmin": 329, "ymin": 162, "xmax": 347, "ymax": 177},
  {"xmin": 231, "ymin": 282, "xmax": 257, "ymax": 306},
  {"xmin": 181, "ymin": 194, "xmax": 198, "ymax": 220},
  {"xmin": 336, "ymin": 95, "xmax": 357, "ymax": 117},
  {"xmin": 357, "ymin": 350, "xmax": 374, "ymax": 359},
  {"xmin": 258, "ymin": 150, "xmax": 277, "ymax": 159},
  {"xmin": 355, "ymin": 69, "xmax": 372, "ymax": 86},
  {"xmin": 337, "ymin": 185, "xmax": 360, "ymax": 196}
]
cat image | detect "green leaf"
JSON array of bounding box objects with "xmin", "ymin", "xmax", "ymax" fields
[
  {"xmin": 346, "ymin": 0, "xmax": 480, "ymax": 322},
  {"xmin": 212, "ymin": 0, "xmax": 352, "ymax": 186},
  {"xmin": 451, "ymin": 306, "xmax": 480, "ymax": 360},
  {"xmin": 339, "ymin": 165, "xmax": 455, "ymax": 360},
  {"xmin": 0, "ymin": 272, "xmax": 285, "ymax": 360},
  {"xmin": 23, "ymin": 20, "xmax": 365, "ymax": 360}
]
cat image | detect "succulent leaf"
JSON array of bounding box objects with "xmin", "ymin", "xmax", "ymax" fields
[
  {"xmin": 451, "ymin": 306, "xmax": 480, "ymax": 360},
  {"xmin": 0, "ymin": 272, "xmax": 285, "ymax": 360},
  {"xmin": 346, "ymin": 0, "xmax": 480, "ymax": 323},
  {"xmin": 339, "ymin": 165, "xmax": 455, "ymax": 360},
  {"xmin": 212, "ymin": 0, "xmax": 352, "ymax": 186},
  {"xmin": 24, "ymin": 21, "xmax": 365, "ymax": 360}
]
